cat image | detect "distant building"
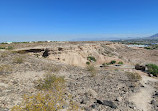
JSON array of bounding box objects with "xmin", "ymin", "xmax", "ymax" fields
[{"xmin": 5, "ymin": 42, "xmax": 12, "ymax": 44}]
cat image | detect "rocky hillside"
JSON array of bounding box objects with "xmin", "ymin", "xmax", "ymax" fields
[{"xmin": 0, "ymin": 41, "xmax": 158, "ymax": 111}]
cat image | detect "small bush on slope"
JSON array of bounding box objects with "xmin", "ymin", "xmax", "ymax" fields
[
  {"xmin": 110, "ymin": 60, "xmax": 116, "ymax": 64},
  {"xmin": 118, "ymin": 61, "xmax": 123, "ymax": 64},
  {"xmin": 13, "ymin": 57, "xmax": 24, "ymax": 64},
  {"xmin": 126, "ymin": 72, "xmax": 142, "ymax": 82},
  {"xmin": 146, "ymin": 64, "xmax": 158, "ymax": 76},
  {"xmin": 87, "ymin": 56, "xmax": 96, "ymax": 62},
  {"xmin": 86, "ymin": 65, "xmax": 97, "ymax": 77}
]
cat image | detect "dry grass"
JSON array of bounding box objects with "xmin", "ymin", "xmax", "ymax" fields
[
  {"xmin": 0, "ymin": 65, "xmax": 12, "ymax": 75},
  {"xmin": 12, "ymin": 73, "xmax": 79, "ymax": 111},
  {"xmin": 13, "ymin": 56, "xmax": 24, "ymax": 64},
  {"xmin": 126, "ymin": 72, "xmax": 142, "ymax": 82},
  {"xmin": 42, "ymin": 64, "xmax": 61, "ymax": 73},
  {"xmin": 0, "ymin": 51, "xmax": 9, "ymax": 58},
  {"xmin": 36, "ymin": 73, "xmax": 65, "ymax": 91},
  {"xmin": 86, "ymin": 65, "xmax": 97, "ymax": 77}
]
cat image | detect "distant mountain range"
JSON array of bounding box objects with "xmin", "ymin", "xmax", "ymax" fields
[
  {"xmin": 148, "ymin": 33, "xmax": 158, "ymax": 39},
  {"xmin": 131, "ymin": 33, "xmax": 158, "ymax": 40}
]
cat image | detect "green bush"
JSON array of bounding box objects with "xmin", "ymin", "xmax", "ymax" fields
[
  {"xmin": 110, "ymin": 60, "xmax": 116, "ymax": 64},
  {"xmin": 86, "ymin": 61, "xmax": 90, "ymax": 65},
  {"xmin": 144, "ymin": 47, "xmax": 151, "ymax": 50},
  {"xmin": 146, "ymin": 64, "xmax": 158, "ymax": 76},
  {"xmin": 118, "ymin": 61, "xmax": 123, "ymax": 64},
  {"xmin": 87, "ymin": 56, "xmax": 96, "ymax": 62}
]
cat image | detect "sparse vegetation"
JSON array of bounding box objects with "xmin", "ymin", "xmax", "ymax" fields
[
  {"xmin": 0, "ymin": 52, "xmax": 8, "ymax": 58},
  {"xmin": 126, "ymin": 72, "xmax": 142, "ymax": 81},
  {"xmin": 36, "ymin": 73, "xmax": 65, "ymax": 90},
  {"xmin": 87, "ymin": 56, "xmax": 96, "ymax": 62},
  {"xmin": 13, "ymin": 57, "xmax": 24, "ymax": 64},
  {"xmin": 12, "ymin": 73, "xmax": 79, "ymax": 111},
  {"xmin": 118, "ymin": 61, "xmax": 123, "ymax": 64},
  {"xmin": 7, "ymin": 46, "xmax": 14, "ymax": 50},
  {"xmin": 0, "ymin": 65, "xmax": 12, "ymax": 75},
  {"xmin": 144, "ymin": 44, "xmax": 158, "ymax": 50},
  {"xmin": 110, "ymin": 60, "xmax": 116, "ymax": 64},
  {"xmin": 86, "ymin": 61, "xmax": 90, "ymax": 65},
  {"xmin": 102, "ymin": 63, "xmax": 108, "ymax": 67},
  {"xmin": 86, "ymin": 65, "xmax": 97, "ymax": 77},
  {"xmin": 42, "ymin": 64, "xmax": 61, "ymax": 73},
  {"xmin": 146, "ymin": 64, "xmax": 158, "ymax": 76},
  {"xmin": 0, "ymin": 46, "xmax": 5, "ymax": 49},
  {"xmin": 105, "ymin": 60, "xmax": 117, "ymax": 65}
]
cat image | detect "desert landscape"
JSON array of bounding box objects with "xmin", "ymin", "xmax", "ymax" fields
[{"xmin": 0, "ymin": 41, "xmax": 158, "ymax": 111}]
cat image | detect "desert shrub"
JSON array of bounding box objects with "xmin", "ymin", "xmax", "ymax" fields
[
  {"xmin": 36, "ymin": 73, "xmax": 65, "ymax": 90},
  {"xmin": 13, "ymin": 57, "xmax": 24, "ymax": 64},
  {"xmin": 7, "ymin": 46, "xmax": 14, "ymax": 50},
  {"xmin": 144, "ymin": 47, "xmax": 151, "ymax": 50},
  {"xmin": 110, "ymin": 60, "xmax": 116, "ymax": 64},
  {"xmin": 102, "ymin": 63, "xmax": 106, "ymax": 66},
  {"xmin": 146, "ymin": 64, "xmax": 158, "ymax": 76},
  {"xmin": 42, "ymin": 64, "xmax": 61, "ymax": 73},
  {"xmin": 87, "ymin": 56, "xmax": 96, "ymax": 62},
  {"xmin": 102, "ymin": 63, "xmax": 109, "ymax": 67},
  {"xmin": 0, "ymin": 65, "xmax": 12, "ymax": 75},
  {"xmin": 12, "ymin": 74, "xmax": 79, "ymax": 111},
  {"xmin": 16, "ymin": 50, "xmax": 27, "ymax": 54},
  {"xmin": 0, "ymin": 47, "xmax": 5, "ymax": 49},
  {"xmin": 86, "ymin": 61, "xmax": 90, "ymax": 65},
  {"xmin": 11, "ymin": 91, "xmax": 65, "ymax": 111},
  {"xmin": 118, "ymin": 61, "xmax": 123, "ymax": 64},
  {"xmin": 105, "ymin": 60, "xmax": 116, "ymax": 65},
  {"xmin": 86, "ymin": 65, "xmax": 97, "ymax": 77},
  {"xmin": 106, "ymin": 62, "xmax": 111, "ymax": 65},
  {"xmin": 126, "ymin": 72, "xmax": 142, "ymax": 81}
]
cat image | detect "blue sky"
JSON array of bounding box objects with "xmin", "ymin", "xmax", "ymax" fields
[{"xmin": 0, "ymin": 0, "xmax": 158, "ymax": 42}]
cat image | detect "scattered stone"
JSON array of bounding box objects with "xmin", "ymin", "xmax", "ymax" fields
[
  {"xmin": 155, "ymin": 92, "xmax": 158, "ymax": 96},
  {"xmin": 91, "ymin": 104, "xmax": 96, "ymax": 109},
  {"xmin": 151, "ymin": 100, "xmax": 158, "ymax": 107},
  {"xmin": 115, "ymin": 97, "xmax": 122, "ymax": 102},
  {"xmin": 80, "ymin": 98, "xmax": 88, "ymax": 104},
  {"xmin": 87, "ymin": 89, "xmax": 97, "ymax": 98},
  {"xmin": 102, "ymin": 100, "xmax": 117, "ymax": 109},
  {"xmin": 96, "ymin": 99, "xmax": 102, "ymax": 104},
  {"xmin": 128, "ymin": 102, "xmax": 136, "ymax": 109}
]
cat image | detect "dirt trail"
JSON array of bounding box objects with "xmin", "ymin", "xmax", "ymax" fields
[{"xmin": 129, "ymin": 72, "xmax": 158, "ymax": 111}]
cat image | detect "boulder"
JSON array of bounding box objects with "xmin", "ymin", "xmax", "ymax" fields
[
  {"xmin": 96, "ymin": 99, "xmax": 102, "ymax": 104},
  {"xmin": 42, "ymin": 49, "xmax": 49, "ymax": 58},
  {"xmin": 135, "ymin": 64, "xmax": 145, "ymax": 71}
]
